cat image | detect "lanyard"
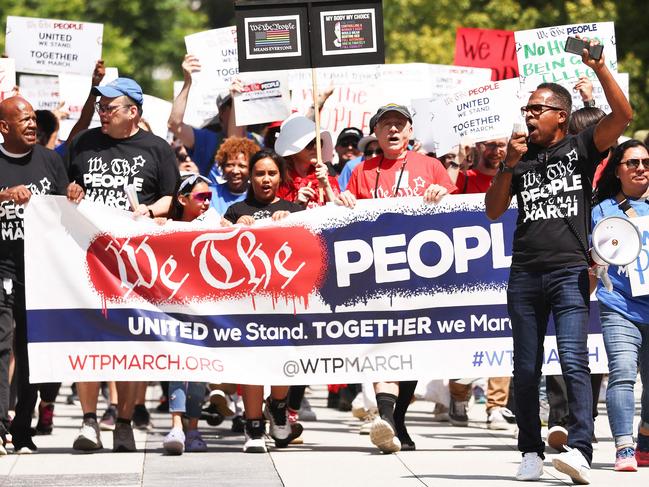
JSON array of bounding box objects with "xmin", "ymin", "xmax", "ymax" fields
[{"xmin": 373, "ymin": 154, "xmax": 409, "ymax": 198}]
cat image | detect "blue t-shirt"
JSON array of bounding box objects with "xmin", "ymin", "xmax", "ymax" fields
[
  {"xmin": 188, "ymin": 128, "xmax": 223, "ymax": 180},
  {"xmin": 338, "ymin": 155, "xmax": 364, "ymax": 191},
  {"xmin": 592, "ymin": 197, "xmax": 649, "ymax": 324},
  {"xmin": 210, "ymin": 183, "xmax": 248, "ymax": 216}
]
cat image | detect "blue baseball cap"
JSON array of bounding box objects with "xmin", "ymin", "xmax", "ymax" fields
[{"xmin": 92, "ymin": 77, "xmax": 143, "ymax": 106}]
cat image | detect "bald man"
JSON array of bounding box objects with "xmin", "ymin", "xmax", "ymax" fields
[{"xmin": 0, "ymin": 97, "xmax": 82, "ymax": 454}]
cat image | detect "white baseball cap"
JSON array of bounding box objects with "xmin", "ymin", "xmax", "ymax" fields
[{"xmin": 274, "ymin": 114, "xmax": 333, "ymax": 162}]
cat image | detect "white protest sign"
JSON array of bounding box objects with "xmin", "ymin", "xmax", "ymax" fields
[
  {"xmin": 58, "ymin": 67, "xmax": 118, "ymax": 121},
  {"xmin": 5, "ymin": 16, "xmax": 103, "ymax": 76},
  {"xmin": 234, "ymin": 73, "xmax": 291, "ymax": 126},
  {"xmin": 628, "ymin": 216, "xmax": 649, "ymax": 297},
  {"xmin": 514, "ymin": 22, "xmax": 617, "ymax": 90},
  {"xmin": 19, "ymin": 75, "xmax": 59, "ymax": 111},
  {"xmin": 556, "ymin": 72, "xmax": 629, "ymax": 114},
  {"xmin": 184, "ymin": 27, "xmax": 238, "ymax": 127},
  {"xmin": 413, "ymin": 78, "xmax": 525, "ymax": 156},
  {"xmin": 0, "ymin": 59, "xmax": 16, "ymax": 101},
  {"xmin": 142, "ymin": 95, "xmax": 172, "ymax": 140}
]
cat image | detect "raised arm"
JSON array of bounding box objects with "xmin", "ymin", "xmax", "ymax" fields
[
  {"xmin": 66, "ymin": 60, "xmax": 105, "ymax": 143},
  {"xmin": 585, "ymin": 41, "xmax": 633, "ymax": 152},
  {"xmin": 485, "ymin": 133, "xmax": 526, "ymax": 220},
  {"xmin": 168, "ymin": 54, "xmax": 201, "ymax": 149}
]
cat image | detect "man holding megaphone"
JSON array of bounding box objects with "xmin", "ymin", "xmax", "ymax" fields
[
  {"xmin": 485, "ymin": 37, "xmax": 632, "ymax": 484},
  {"xmin": 591, "ymin": 139, "xmax": 649, "ymax": 472}
]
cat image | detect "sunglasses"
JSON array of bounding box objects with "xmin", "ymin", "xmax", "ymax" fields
[
  {"xmin": 619, "ymin": 158, "xmax": 649, "ymax": 170},
  {"xmin": 364, "ymin": 149, "xmax": 383, "ymax": 157},
  {"xmin": 190, "ymin": 191, "xmax": 212, "ymax": 202},
  {"xmin": 520, "ymin": 104, "xmax": 563, "ymax": 117}
]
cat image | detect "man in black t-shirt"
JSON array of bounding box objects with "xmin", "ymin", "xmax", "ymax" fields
[
  {"xmin": 66, "ymin": 78, "xmax": 180, "ymax": 454},
  {"xmin": 486, "ymin": 43, "xmax": 632, "ymax": 484},
  {"xmin": 0, "ymin": 96, "xmax": 83, "ymax": 454}
]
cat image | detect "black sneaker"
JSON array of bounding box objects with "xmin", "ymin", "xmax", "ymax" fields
[
  {"xmin": 132, "ymin": 404, "xmax": 152, "ymax": 430},
  {"xmin": 449, "ymin": 398, "xmax": 469, "ymax": 427},
  {"xmin": 243, "ymin": 419, "xmax": 267, "ymax": 453},
  {"xmin": 231, "ymin": 415, "xmax": 245, "ymax": 433},
  {"xmin": 201, "ymin": 404, "xmax": 224, "ymax": 426}
]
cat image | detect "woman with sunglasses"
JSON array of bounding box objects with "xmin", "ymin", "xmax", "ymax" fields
[
  {"xmin": 161, "ymin": 173, "xmax": 215, "ymax": 454},
  {"xmin": 274, "ymin": 114, "xmax": 341, "ymax": 209},
  {"xmin": 223, "ymin": 150, "xmax": 305, "ymax": 452},
  {"xmin": 592, "ymin": 139, "xmax": 649, "ymax": 471}
]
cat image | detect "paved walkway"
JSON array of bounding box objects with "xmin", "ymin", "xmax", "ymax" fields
[{"xmin": 0, "ymin": 384, "xmax": 646, "ymax": 486}]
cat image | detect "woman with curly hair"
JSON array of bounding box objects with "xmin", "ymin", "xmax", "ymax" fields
[{"xmin": 211, "ymin": 136, "xmax": 260, "ymax": 215}]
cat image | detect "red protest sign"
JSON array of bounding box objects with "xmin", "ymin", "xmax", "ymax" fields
[{"xmin": 454, "ymin": 27, "xmax": 518, "ymax": 81}]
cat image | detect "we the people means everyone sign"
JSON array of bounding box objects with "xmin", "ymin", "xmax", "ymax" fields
[
  {"xmin": 5, "ymin": 16, "xmax": 103, "ymax": 76},
  {"xmin": 24, "ymin": 195, "xmax": 607, "ymax": 384}
]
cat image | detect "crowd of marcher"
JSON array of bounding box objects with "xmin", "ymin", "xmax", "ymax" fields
[{"xmin": 0, "ymin": 33, "xmax": 648, "ymax": 486}]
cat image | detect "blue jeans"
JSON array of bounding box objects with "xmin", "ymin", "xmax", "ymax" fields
[
  {"xmin": 600, "ymin": 304, "xmax": 649, "ymax": 448},
  {"xmin": 507, "ymin": 266, "xmax": 593, "ymax": 463},
  {"xmin": 168, "ymin": 382, "xmax": 205, "ymax": 419}
]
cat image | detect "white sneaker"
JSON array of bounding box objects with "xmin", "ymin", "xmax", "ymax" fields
[
  {"xmin": 431, "ymin": 403, "xmax": 450, "ymax": 422},
  {"xmin": 487, "ymin": 407, "xmax": 512, "ymax": 430},
  {"xmin": 72, "ymin": 418, "xmax": 103, "ymax": 451},
  {"xmin": 546, "ymin": 425, "xmax": 568, "ymax": 452},
  {"xmin": 359, "ymin": 411, "xmax": 377, "ymax": 435},
  {"xmin": 552, "ymin": 446, "xmax": 591, "ymax": 485},
  {"xmin": 243, "ymin": 419, "xmax": 267, "ymax": 453},
  {"xmin": 369, "ymin": 417, "xmax": 401, "ymax": 453},
  {"xmin": 516, "ymin": 452, "xmax": 544, "ymax": 481}
]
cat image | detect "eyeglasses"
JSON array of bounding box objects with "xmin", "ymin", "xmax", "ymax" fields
[
  {"xmin": 619, "ymin": 158, "xmax": 649, "ymax": 170},
  {"xmin": 94, "ymin": 102, "xmax": 134, "ymax": 114},
  {"xmin": 338, "ymin": 138, "xmax": 358, "ymax": 148},
  {"xmin": 484, "ymin": 142, "xmax": 507, "ymax": 150},
  {"xmin": 190, "ymin": 191, "xmax": 212, "ymax": 202},
  {"xmin": 520, "ymin": 104, "xmax": 564, "ymax": 117},
  {"xmin": 364, "ymin": 149, "xmax": 383, "ymax": 157}
]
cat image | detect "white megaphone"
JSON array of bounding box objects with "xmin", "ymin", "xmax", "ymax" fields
[{"xmin": 591, "ymin": 216, "xmax": 642, "ymax": 266}]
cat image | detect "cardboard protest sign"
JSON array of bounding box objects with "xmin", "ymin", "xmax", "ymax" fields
[
  {"xmin": 19, "ymin": 75, "xmax": 59, "ymax": 111},
  {"xmin": 412, "ymin": 78, "xmax": 525, "ymax": 156},
  {"xmin": 184, "ymin": 27, "xmax": 239, "ymax": 128},
  {"xmin": 556, "ymin": 72, "xmax": 629, "ymax": 114},
  {"xmin": 514, "ymin": 22, "xmax": 617, "ymax": 90},
  {"xmin": 142, "ymin": 95, "xmax": 172, "ymax": 141},
  {"xmin": 454, "ymin": 27, "xmax": 518, "ymax": 81},
  {"xmin": 234, "ymin": 73, "xmax": 291, "ymax": 126},
  {"xmin": 5, "ymin": 16, "xmax": 103, "ymax": 76},
  {"xmin": 0, "ymin": 59, "xmax": 17, "ymax": 101}
]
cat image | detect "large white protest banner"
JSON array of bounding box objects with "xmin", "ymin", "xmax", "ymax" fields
[
  {"xmin": 19, "ymin": 75, "xmax": 59, "ymax": 111},
  {"xmin": 5, "ymin": 16, "xmax": 103, "ymax": 76},
  {"xmin": 628, "ymin": 216, "xmax": 649, "ymax": 297},
  {"xmin": 234, "ymin": 73, "xmax": 291, "ymax": 126},
  {"xmin": 24, "ymin": 194, "xmax": 607, "ymax": 383},
  {"xmin": 0, "ymin": 59, "xmax": 16, "ymax": 101},
  {"xmin": 184, "ymin": 27, "xmax": 239, "ymax": 127},
  {"xmin": 514, "ymin": 22, "xmax": 617, "ymax": 90},
  {"xmin": 412, "ymin": 78, "xmax": 526, "ymax": 156}
]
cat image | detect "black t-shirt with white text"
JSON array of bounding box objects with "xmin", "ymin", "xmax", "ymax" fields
[
  {"xmin": 510, "ymin": 125, "xmax": 606, "ymax": 271},
  {"xmin": 67, "ymin": 128, "xmax": 179, "ymax": 209},
  {"xmin": 224, "ymin": 197, "xmax": 304, "ymax": 224},
  {"xmin": 0, "ymin": 145, "xmax": 69, "ymax": 279}
]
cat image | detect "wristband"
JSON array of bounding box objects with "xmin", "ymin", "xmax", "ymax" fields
[
  {"xmin": 500, "ymin": 163, "xmax": 515, "ymax": 174},
  {"xmin": 148, "ymin": 208, "xmax": 154, "ymax": 218},
  {"xmin": 583, "ymin": 99, "xmax": 596, "ymax": 108}
]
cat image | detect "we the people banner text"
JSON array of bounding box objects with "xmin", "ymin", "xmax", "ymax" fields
[{"xmin": 24, "ymin": 195, "xmax": 606, "ymax": 384}]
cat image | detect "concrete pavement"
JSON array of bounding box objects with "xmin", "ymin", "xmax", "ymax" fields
[{"xmin": 0, "ymin": 384, "xmax": 646, "ymax": 486}]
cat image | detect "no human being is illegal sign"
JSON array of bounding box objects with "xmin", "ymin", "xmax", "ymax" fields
[{"xmin": 235, "ymin": 0, "xmax": 384, "ymax": 72}]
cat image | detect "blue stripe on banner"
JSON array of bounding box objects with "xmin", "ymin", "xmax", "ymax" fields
[{"xmin": 27, "ymin": 302, "xmax": 602, "ymax": 348}]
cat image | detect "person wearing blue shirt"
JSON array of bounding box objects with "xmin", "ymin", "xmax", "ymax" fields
[
  {"xmin": 592, "ymin": 139, "xmax": 649, "ymax": 472},
  {"xmin": 338, "ymin": 135, "xmax": 380, "ymax": 191}
]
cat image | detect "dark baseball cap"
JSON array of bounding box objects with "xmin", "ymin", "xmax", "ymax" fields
[
  {"xmin": 92, "ymin": 77, "xmax": 144, "ymax": 106},
  {"xmin": 336, "ymin": 127, "xmax": 363, "ymax": 146},
  {"xmin": 370, "ymin": 104, "xmax": 412, "ymax": 133}
]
